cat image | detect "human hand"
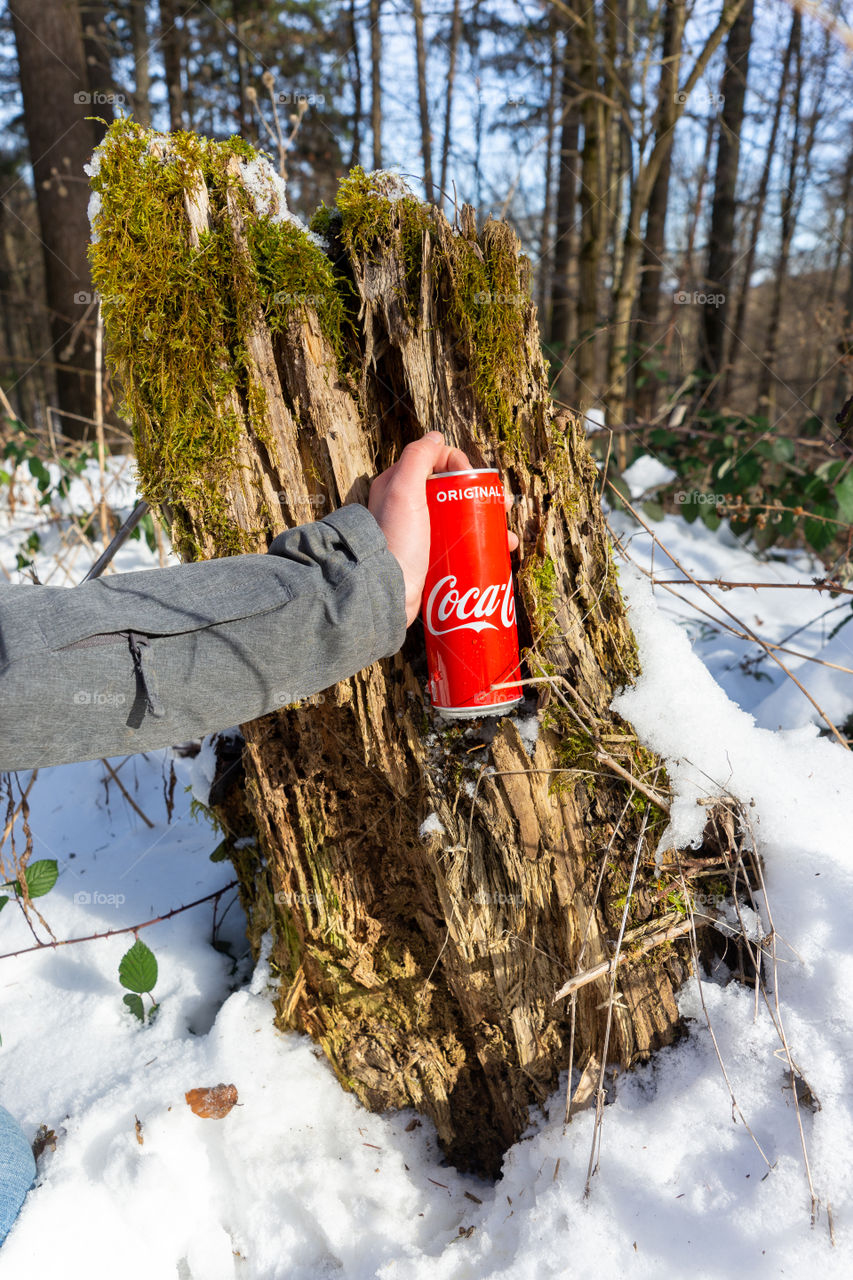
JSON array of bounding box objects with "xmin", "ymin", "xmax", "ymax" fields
[{"xmin": 368, "ymin": 431, "xmax": 519, "ymax": 627}]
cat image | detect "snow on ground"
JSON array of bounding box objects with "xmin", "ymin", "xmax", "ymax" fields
[{"xmin": 1, "ymin": 456, "xmax": 852, "ymax": 1276}]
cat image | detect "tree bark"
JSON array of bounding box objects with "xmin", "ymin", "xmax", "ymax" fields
[
  {"xmin": 575, "ymin": 0, "xmax": 608, "ymax": 412},
  {"xmin": 632, "ymin": 0, "xmax": 686, "ymax": 422},
  {"xmin": 699, "ymin": 0, "xmax": 754, "ymax": 404},
  {"xmin": 79, "ymin": 0, "xmax": 115, "ymax": 139},
  {"xmin": 91, "ymin": 125, "xmax": 721, "ymax": 1177},
  {"xmin": 231, "ymin": 0, "xmax": 251, "ymax": 141},
  {"xmin": 603, "ymin": 0, "xmax": 748, "ymax": 428},
  {"xmin": 722, "ymin": 11, "xmax": 795, "ymax": 405},
  {"xmin": 438, "ymin": 0, "xmax": 462, "ymax": 205},
  {"xmin": 370, "ymin": 0, "xmax": 382, "ymax": 169},
  {"xmin": 547, "ymin": 19, "xmax": 581, "ymax": 405},
  {"xmin": 160, "ymin": 0, "xmax": 187, "ymax": 132},
  {"xmin": 131, "ymin": 0, "xmax": 152, "ymax": 127},
  {"xmin": 8, "ymin": 0, "xmax": 98, "ymax": 437},
  {"xmin": 412, "ymin": 0, "xmax": 433, "ymax": 202},
  {"xmin": 756, "ymin": 13, "xmax": 826, "ymax": 418},
  {"xmin": 347, "ymin": 0, "xmax": 362, "ymax": 168}
]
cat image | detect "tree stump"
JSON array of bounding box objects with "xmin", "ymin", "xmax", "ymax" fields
[{"xmin": 90, "ymin": 121, "xmax": 698, "ymax": 1176}]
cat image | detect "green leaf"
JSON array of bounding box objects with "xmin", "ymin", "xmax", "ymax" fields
[
  {"xmin": 700, "ymin": 505, "xmax": 721, "ymax": 531},
  {"xmin": 648, "ymin": 428, "xmax": 679, "ymax": 450},
  {"xmin": 816, "ymin": 459, "xmax": 844, "ymax": 482},
  {"xmin": 0, "ymin": 895, "xmax": 8, "ymax": 913},
  {"xmin": 642, "ymin": 500, "xmax": 665, "ymax": 522},
  {"xmin": 805, "ymin": 507, "xmax": 836, "ymax": 552},
  {"xmin": 606, "ymin": 474, "xmax": 632, "ymax": 509},
  {"xmin": 123, "ymin": 993, "xmax": 145, "ymax": 1022},
  {"xmin": 24, "ymin": 859, "xmax": 58, "ymax": 898},
  {"xmin": 3, "ymin": 859, "xmax": 58, "ymax": 900},
  {"xmin": 680, "ymin": 493, "xmax": 700, "ymax": 524},
  {"xmin": 27, "ymin": 457, "xmax": 51, "ymax": 489},
  {"xmin": 833, "ymin": 470, "xmax": 853, "ymax": 523},
  {"xmin": 119, "ymin": 939, "xmax": 158, "ymax": 994},
  {"xmin": 209, "ymin": 838, "xmax": 231, "ymax": 863},
  {"xmin": 770, "ymin": 437, "xmax": 795, "ymax": 463}
]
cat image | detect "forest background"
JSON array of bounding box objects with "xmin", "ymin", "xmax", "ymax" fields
[{"xmin": 3, "ymin": 0, "xmax": 853, "ymax": 571}]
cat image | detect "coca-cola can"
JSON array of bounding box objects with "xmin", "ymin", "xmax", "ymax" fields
[{"xmin": 422, "ymin": 468, "xmax": 523, "ymax": 718}]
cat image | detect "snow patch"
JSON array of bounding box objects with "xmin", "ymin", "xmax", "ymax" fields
[
  {"xmin": 239, "ymin": 157, "xmax": 327, "ymax": 249},
  {"xmin": 622, "ymin": 453, "xmax": 677, "ymax": 497},
  {"xmin": 514, "ymin": 712, "xmax": 539, "ymax": 756},
  {"xmin": 186, "ymin": 736, "xmax": 219, "ymax": 807},
  {"xmin": 418, "ymin": 812, "xmax": 445, "ymax": 839}
]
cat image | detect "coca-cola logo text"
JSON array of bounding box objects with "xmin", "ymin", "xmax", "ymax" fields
[{"xmin": 425, "ymin": 574, "xmax": 515, "ymax": 636}]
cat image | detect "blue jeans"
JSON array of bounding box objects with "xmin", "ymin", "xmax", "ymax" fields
[{"xmin": 0, "ymin": 1105, "xmax": 35, "ymax": 1244}]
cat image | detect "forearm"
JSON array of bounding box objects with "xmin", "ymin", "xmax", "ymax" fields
[{"xmin": 0, "ymin": 505, "xmax": 407, "ymax": 770}]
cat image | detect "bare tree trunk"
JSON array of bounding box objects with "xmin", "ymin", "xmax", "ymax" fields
[
  {"xmin": 757, "ymin": 15, "xmax": 827, "ymax": 419},
  {"xmin": 547, "ymin": 19, "xmax": 581, "ymax": 405},
  {"xmin": 92, "ymin": 123, "xmax": 720, "ymax": 1178},
  {"xmin": 347, "ymin": 0, "xmax": 363, "ymax": 168},
  {"xmin": 160, "ymin": 0, "xmax": 186, "ymax": 132},
  {"xmin": 0, "ymin": 195, "xmax": 41, "ymax": 428},
  {"xmin": 412, "ymin": 0, "xmax": 434, "ymax": 202},
  {"xmin": 815, "ymin": 147, "xmax": 853, "ymax": 421},
  {"xmin": 723, "ymin": 11, "xmax": 795, "ymax": 405},
  {"xmin": 438, "ymin": 0, "xmax": 461, "ymax": 205},
  {"xmin": 131, "ymin": 0, "xmax": 151, "ymax": 127},
  {"xmin": 664, "ymin": 112, "xmax": 715, "ymax": 366},
  {"xmin": 79, "ymin": 0, "xmax": 114, "ymax": 139},
  {"xmin": 575, "ymin": 0, "xmax": 607, "ymax": 411},
  {"xmin": 603, "ymin": 0, "xmax": 748, "ymax": 428},
  {"xmin": 232, "ymin": 0, "xmax": 250, "ymax": 141},
  {"xmin": 536, "ymin": 17, "xmax": 560, "ymax": 325},
  {"xmin": 370, "ymin": 0, "xmax": 382, "ymax": 169},
  {"xmin": 8, "ymin": 0, "xmax": 98, "ymax": 437},
  {"xmin": 633, "ymin": 0, "xmax": 686, "ymax": 422},
  {"xmin": 699, "ymin": 0, "xmax": 755, "ymax": 405}
]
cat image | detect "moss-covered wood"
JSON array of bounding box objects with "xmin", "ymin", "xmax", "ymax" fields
[{"xmin": 91, "ymin": 119, "xmax": 700, "ymax": 1177}]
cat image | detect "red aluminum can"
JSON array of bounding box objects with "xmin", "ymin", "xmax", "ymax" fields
[{"xmin": 422, "ymin": 468, "xmax": 523, "ymax": 718}]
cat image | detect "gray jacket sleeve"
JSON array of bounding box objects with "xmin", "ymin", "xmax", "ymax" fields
[{"xmin": 0, "ymin": 504, "xmax": 407, "ymax": 771}]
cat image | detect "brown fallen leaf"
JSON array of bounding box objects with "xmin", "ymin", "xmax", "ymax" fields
[
  {"xmin": 185, "ymin": 1083, "xmax": 239, "ymax": 1119},
  {"xmin": 32, "ymin": 1124, "xmax": 57, "ymax": 1161}
]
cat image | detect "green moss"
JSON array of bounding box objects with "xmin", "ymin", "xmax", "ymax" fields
[
  {"xmin": 308, "ymin": 201, "xmax": 337, "ymax": 240},
  {"xmin": 324, "ymin": 166, "xmax": 532, "ymax": 451},
  {"xmin": 442, "ymin": 222, "xmax": 531, "ymax": 451},
  {"xmin": 88, "ymin": 118, "xmax": 346, "ymax": 557},
  {"xmin": 519, "ymin": 554, "xmax": 558, "ymax": 646}
]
